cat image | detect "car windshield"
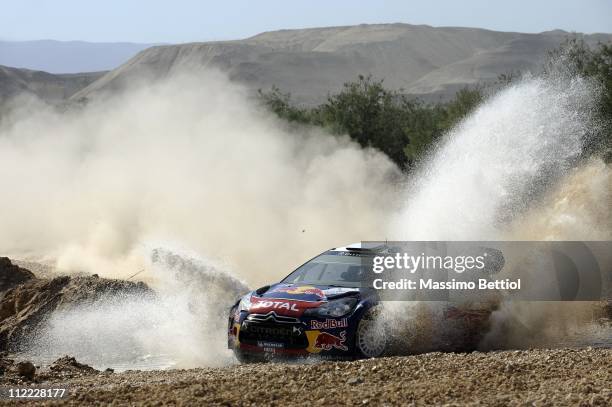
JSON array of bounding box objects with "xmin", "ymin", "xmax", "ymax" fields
[{"xmin": 282, "ymin": 252, "xmax": 369, "ymax": 287}]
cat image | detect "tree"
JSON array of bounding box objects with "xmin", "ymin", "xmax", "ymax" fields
[
  {"xmin": 258, "ymin": 76, "xmax": 484, "ymax": 170},
  {"xmin": 257, "ymin": 86, "xmax": 311, "ymax": 124},
  {"xmin": 318, "ymin": 75, "xmax": 410, "ymax": 169}
]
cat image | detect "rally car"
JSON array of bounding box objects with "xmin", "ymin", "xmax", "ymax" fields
[
  {"xmin": 227, "ymin": 243, "xmax": 387, "ymax": 361},
  {"xmin": 227, "ymin": 243, "xmax": 493, "ymax": 362}
]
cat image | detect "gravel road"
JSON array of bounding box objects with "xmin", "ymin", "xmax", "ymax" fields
[{"xmin": 1, "ymin": 348, "xmax": 610, "ymax": 406}]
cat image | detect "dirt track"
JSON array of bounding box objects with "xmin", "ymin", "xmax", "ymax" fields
[{"xmin": 1, "ymin": 348, "xmax": 610, "ymax": 406}]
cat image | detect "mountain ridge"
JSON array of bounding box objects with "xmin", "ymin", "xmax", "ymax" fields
[
  {"xmin": 71, "ymin": 23, "xmax": 612, "ymax": 104},
  {"xmin": 0, "ymin": 65, "xmax": 104, "ymax": 105},
  {"xmin": 2, "ymin": 24, "xmax": 611, "ymax": 106}
]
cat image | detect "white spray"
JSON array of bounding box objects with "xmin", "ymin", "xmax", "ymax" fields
[
  {"xmin": 386, "ymin": 72, "xmax": 610, "ymax": 351},
  {"xmin": 393, "ymin": 74, "xmax": 597, "ymax": 240},
  {"xmin": 4, "ymin": 69, "xmax": 610, "ymax": 367}
]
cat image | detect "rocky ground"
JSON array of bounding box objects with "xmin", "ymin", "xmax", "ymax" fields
[
  {"xmin": 0, "ymin": 257, "xmax": 609, "ymax": 405},
  {"xmin": 0, "ymin": 348, "xmax": 608, "ymax": 406},
  {"xmin": 0, "ymin": 257, "xmax": 151, "ymax": 351}
]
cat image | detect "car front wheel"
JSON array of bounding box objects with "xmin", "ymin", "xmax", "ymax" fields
[{"xmin": 355, "ymin": 308, "xmax": 387, "ymax": 358}]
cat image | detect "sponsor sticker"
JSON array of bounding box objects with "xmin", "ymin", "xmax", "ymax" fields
[
  {"xmin": 257, "ymin": 341, "xmax": 284, "ymax": 352},
  {"xmin": 313, "ymin": 331, "xmax": 348, "ymax": 351},
  {"xmin": 257, "ymin": 341, "xmax": 284, "ymax": 348},
  {"xmin": 270, "ymin": 285, "xmax": 325, "ymax": 299},
  {"xmin": 243, "ymin": 323, "xmax": 303, "ymax": 337},
  {"xmin": 250, "ymin": 300, "xmax": 299, "ymax": 312},
  {"xmin": 249, "ymin": 297, "xmax": 323, "ymax": 315},
  {"xmin": 310, "ymin": 318, "xmax": 348, "ymax": 330}
]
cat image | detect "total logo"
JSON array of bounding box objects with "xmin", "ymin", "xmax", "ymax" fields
[{"xmin": 250, "ymin": 300, "xmax": 299, "ymax": 312}]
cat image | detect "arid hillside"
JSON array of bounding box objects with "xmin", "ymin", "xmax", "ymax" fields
[
  {"xmin": 72, "ymin": 24, "xmax": 612, "ymax": 104},
  {"xmin": 0, "ymin": 65, "xmax": 103, "ymax": 105}
]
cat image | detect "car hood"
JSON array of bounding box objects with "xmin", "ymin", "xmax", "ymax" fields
[
  {"xmin": 246, "ymin": 283, "xmax": 361, "ymax": 316},
  {"xmin": 260, "ymin": 283, "xmax": 360, "ymax": 302}
]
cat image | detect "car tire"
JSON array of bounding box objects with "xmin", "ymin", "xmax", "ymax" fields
[
  {"xmin": 355, "ymin": 307, "xmax": 387, "ymax": 358},
  {"xmin": 233, "ymin": 351, "xmax": 260, "ymax": 364}
]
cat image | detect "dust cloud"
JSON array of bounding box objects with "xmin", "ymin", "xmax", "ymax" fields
[
  {"xmin": 0, "ymin": 70, "xmax": 400, "ymax": 287},
  {"xmin": 2, "ymin": 66, "xmax": 610, "ymax": 367}
]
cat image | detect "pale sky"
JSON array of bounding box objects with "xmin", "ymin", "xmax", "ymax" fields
[{"xmin": 3, "ymin": 0, "xmax": 611, "ymax": 43}]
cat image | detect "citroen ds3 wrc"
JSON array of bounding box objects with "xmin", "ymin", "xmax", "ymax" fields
[{"xmin": 227, "ymin": 243, "xmax": 386, "ymax": 361}]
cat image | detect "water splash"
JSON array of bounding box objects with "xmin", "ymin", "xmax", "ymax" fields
[
  {"xmin": 393, "ymin": 75, "xmax": 598, "ymax": 240},
  {"xmin": 387, "ymin": 73, "xmax": 609, "ymax": 351},
  {"xmin": 20, "ymin": 247, "xmax": 249, "ymax": 370}
]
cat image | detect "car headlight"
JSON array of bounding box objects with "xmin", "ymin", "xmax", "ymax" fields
[
  {"xmin": 304, "ymin": 297, "xmax": 358, "ymax": 318},
  {"xmin": 237, "ymin": 293, "xmax": 252, "ymax": 313}
]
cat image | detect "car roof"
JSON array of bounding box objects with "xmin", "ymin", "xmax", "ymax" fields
[
  {"xmin": 330, "ymin": 242, "xmax": 361, "ymax": 252},
  {"xmin": 329, "ymin": 242, "xmax": 387, "ymax": 253}
]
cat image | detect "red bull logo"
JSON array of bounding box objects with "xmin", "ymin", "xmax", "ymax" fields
[
  {"xmin": 314, "ymin": 331, "xmax": 348, "ymax": 351},
  {"xmin": 271, "ymin": 285, "xmax": 325, "ymax": 299},
  {"xmin": 310, "ymin": 318, "xmax": 348, "ymax": 330}
]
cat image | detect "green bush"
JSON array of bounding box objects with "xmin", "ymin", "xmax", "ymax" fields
[
  {"xmin": 259, "ymin": 75, "xmax": 483, "ymax": 170},
  {"xmin": 260, "ymin": 37, "xmax": 612, "ymax": 168}
]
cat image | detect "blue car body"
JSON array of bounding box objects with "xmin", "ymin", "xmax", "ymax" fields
[
  {"xmin": 228, "ymin": 245, "xmax": 379, "ymax": 360},
  {"xmin": 228, "ymin": 243, "xmax": 493, "ymax": 360}
]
